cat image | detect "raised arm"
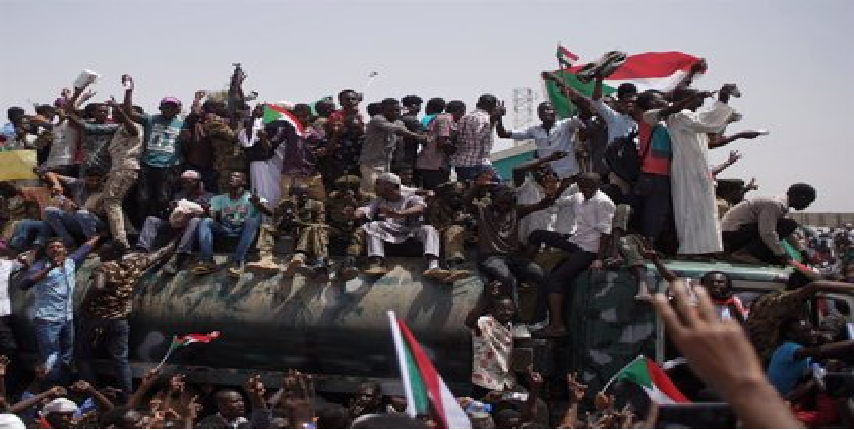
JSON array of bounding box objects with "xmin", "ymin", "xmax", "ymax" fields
[
  {"xmin": 121, "ymin": 74, "xmax": 144, "ymax": 123},
  {"xmin": 106, "ymin": 97, "xmax": 138, "ymax": 136},
  {"xmin": 512, "ymin": 151, "xmax": 568, "ymax": 187},
  {"xmin": 711, "ymin": 150, "xmax": 742, "ymax": 177},
  {"xmin": 651, "ymin": 285, "xmax": 801, "ymax": 429},
  {"xmin": 709, "ymin": 131, "xmax": 763, "ymax": 149},
  {"xmin": 641, "ymin": 243, "xmax": 678, "ymax": 283},
  {"xmin": 517, "ymin": 194, "xmax": 558, "ymax": 219}
]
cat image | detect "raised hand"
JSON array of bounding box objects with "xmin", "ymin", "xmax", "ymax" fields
[
  {"xmin": 565, "ymin": 373, "xmax": 588, "ymax": 403},
  {"xmin": 727, "ymin": 150, "xmax": 742, "ymax": 165},
  {"xmin": 121, "ymin": 74, "xmax": 134, "ymax": 91},
  {"xmin": 70, "ymin": 380, "xmax": 92, "ymax": 392},
  {"xmin": 168, "ymin": 374, "xmax": 185, "ymax": 394}
]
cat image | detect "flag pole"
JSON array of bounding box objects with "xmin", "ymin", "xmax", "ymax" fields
[
  {"xmin": 602, "ymin": 355, "xmax": 645, "ymax": 393},
  {"xmin": 154, "ymin": 336, "xmax": 179, "ymax": 371}
]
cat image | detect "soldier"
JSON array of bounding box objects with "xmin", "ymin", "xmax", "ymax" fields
[
  {"xmin": 424, "ymin": 182, "xmax": 471, "ymax": 282},
  {"xmin": 279, "ymin": 184, "xmax": 329, "ymax": 276},
  {"xmin": 326, "ymin": 175, "xmax": 372, "ymax": 279},
  {"xmin": 205, "ymin": 113, "xmax": 247, "ymax": 193}
]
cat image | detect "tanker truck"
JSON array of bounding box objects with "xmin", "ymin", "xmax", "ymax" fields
[{"xmin": 10, "ymin": 246, "xmax": 815, "ymax": 398}]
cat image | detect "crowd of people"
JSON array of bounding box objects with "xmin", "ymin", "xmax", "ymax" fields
[{"xmin": 0, "ymin": 53, "xmax": 845, "ymax": 428}]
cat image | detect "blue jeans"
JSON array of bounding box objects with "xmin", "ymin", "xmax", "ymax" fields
[
  {"xmin": 8, "ymin": 220, "xmax": 49, "ymax": 251},
  {"xmin": 454, "ymin": 165, "xmax": 501, "ymax": 182},
  {"xmin": 32, "ymin": 318, "xmax": 74, "ymax": 385},
  {"xmin": 43, "ymin": 207, "xmax": 102, "ymax": 246},
  {"xmin": 198, "ymin": 216, "xmax": 260, "ymax": 263},
  {"xmin": 76, "ymin": 318, "xmax": 131, "ymax": 402}
]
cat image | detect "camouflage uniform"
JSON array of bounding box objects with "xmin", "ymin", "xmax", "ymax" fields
[
  {"xmin": 423, "ymin": 196, "xmax": 467, "ymax": 264},
  {"xmin": 326, "ymin": 176, "xmax": 373, "ymax": 257},
  {"xmin": 205, "ymin": 120, "xmax": 246, "ymax": 191}
]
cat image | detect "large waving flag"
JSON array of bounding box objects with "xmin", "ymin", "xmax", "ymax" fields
[
  {"xmin": 545, "ymin": 51, "xmax": 703, "ymax": 118},
  {"xmin": 604, "ymin": 355, "xmax": 689, "ymax": 404},
  {"xmin": 388, "ymin": 311, "xmax": 471, "ymax": 429}
]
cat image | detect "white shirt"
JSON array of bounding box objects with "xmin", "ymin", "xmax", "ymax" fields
[
  {"xmin": 556, "ymin": 190, "xmax": 616, "ymax": 253},
  {"xmin": 510, "ymin": 118, "xmax": 582, "ymax": 178},
  {"xmin": 0, "ymin": 259, "xmax": 23, "ymax": 317},
  {"xmin": 592, "ymin": 99, "xmax": 636, "ymax": 145},
  {"xmin": 471, "ymin": 315, "xmax": 515, "ymax": 391}
]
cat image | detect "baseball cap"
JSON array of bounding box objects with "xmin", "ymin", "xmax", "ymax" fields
[
  {"xmin": 181, "ymin": 170, "xmax": 200, "ymax": 180},
  {"xmin": 160, "ymin": 97, "xmax": 182, "ymax": 107}
]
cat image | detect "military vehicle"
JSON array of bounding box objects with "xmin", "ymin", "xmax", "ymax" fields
[{"xmin": 10, "ymin": 254, "xmax": 854, "ymax": 396}]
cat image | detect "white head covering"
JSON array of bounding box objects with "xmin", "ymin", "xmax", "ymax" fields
[
  {"xmin": 376, "ymin": 172, "xmax": 402, "ymax": 186},
  {"xmin": 0, "ymin": 414, "xmax": 25, "ymax": 429},
  {"xmin": 41, "ymin": 398, "xmax": 77, "ymax": 416}
]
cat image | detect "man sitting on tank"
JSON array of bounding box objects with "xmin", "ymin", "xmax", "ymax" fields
[
  {"xmin": 340, "ymin": 172, "xmax": 450, "ymax": 282},
  {"xmin": 253, "ymin": 183, "xmax": 330, "ymax": 277}
]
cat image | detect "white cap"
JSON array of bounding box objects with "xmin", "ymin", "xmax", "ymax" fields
[
  {"xmin": 376, "ymin": 172, "xmax": 402, "ymax": 186},
  {"xmin": 0, "ymin": 414, "xmax": 25, "ymax": 429},
  {"xmin": 41, "ymin": 398, "xmax": 77, "ymax": 416}
]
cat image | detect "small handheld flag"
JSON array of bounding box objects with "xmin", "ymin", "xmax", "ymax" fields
[{"xmin": 155, "ymin": 331, "xmax": 221, "ymax": 370}]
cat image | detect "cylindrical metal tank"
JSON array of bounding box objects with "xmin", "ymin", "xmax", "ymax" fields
[{"xmin": 11, "ymin": 256, "xmax": 484, "ymax": 393}]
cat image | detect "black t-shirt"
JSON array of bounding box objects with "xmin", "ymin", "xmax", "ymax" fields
[{"xmin": 392, "ymin": 114, "xmax": 424, "ymax": 169}]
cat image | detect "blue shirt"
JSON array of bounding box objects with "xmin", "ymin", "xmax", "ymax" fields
[
  {"xmin": 767, "ymin": 341, "xmax": 811, "ymax": 395},
  {"xmin": 24, "ymin": 244, "xmax": 91, "ymax": 321},
  {"xmin": 141, "ymin": 114, "xmax": 184, "ymax": 168}
]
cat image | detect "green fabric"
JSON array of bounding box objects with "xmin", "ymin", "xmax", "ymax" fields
[
  {"xmin": 782, "ymin": 240, "xmax": 804, "ymax": 263},
  {"xmin": 616, "ymin": 357, "xmax": 652, "ymax": 388},
  {"xmin": 544, "ymin": 71, "xmax": 617, "ymax": 119},
  {"xmin": 403, "ymin": 334, "xmax": 430, "ymax": 415}
]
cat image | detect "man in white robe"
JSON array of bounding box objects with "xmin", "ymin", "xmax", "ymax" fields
[{"xmin": 667, "ymin": 85, "xmax": 739, "ymax": 255}]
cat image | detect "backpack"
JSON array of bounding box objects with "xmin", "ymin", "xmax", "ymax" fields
[{"xmin": 604, "ymin": 130, "xmax": 645, "ymax": 183}]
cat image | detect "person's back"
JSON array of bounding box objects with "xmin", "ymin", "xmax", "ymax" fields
[{"xmin": 721, "ymin": 196, "xmax": 787, "ymax": 233}]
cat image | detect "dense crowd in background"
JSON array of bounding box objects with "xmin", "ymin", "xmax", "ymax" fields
[{"xmin": 0, "ymin": 54, "xmax": 850, "ymax": 428}]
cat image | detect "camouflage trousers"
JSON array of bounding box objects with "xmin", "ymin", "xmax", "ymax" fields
[
  {"xmin": 257, "ymin": 223, "xmax": 329, "ymax": 259},
  {"xmin": 439, "ymin": 225, "xmax": 465, "ymax": 262},
  {"xmin": 103, "ymin": 169, "xmax": 138, "ymax": 246}
]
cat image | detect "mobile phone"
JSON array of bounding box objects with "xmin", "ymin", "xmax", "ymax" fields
[{"xmin": 655, "ymin": 403, "xmax": 736, "ymax": 429}]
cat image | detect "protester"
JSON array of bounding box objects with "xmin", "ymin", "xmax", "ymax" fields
[
  {"xmin": 42, "ymin": 168, "xmax": 105, "ymax": 248},
  {"xmin": 360, "ymin": 99, "xmax": 427, "ymax": 194},
  {"xmin": 193, "ymin": 172, "xmax": 266, "ymax": 277},
  {"xmin": 722, "ymin": 183, "xmax": 817, "ymax": 264},
  {"xmin": 452, "ymin": 94, "xmax": 501, "ymax": 182},
  {"xmin": 417, "ymin": 100, "xmax": 463, "ymax": 190},
  {"xmin": 22, "ymin": 236, "xmax": 99, "ymax": 384}
]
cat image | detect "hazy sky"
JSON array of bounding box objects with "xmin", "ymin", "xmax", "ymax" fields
[{"xmin": 3, "ymin": 0, "xmax": 852, "ymax": 210}]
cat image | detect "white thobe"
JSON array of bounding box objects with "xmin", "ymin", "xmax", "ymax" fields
[{"xmin": 667, "ymin": 101, "xmax": 734, "ymax": 254}]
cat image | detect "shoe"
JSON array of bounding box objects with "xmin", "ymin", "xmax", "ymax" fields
[
  {"xmin": 576, "ymin": 51, "xmax": 627, "ymax": 83},
  {"xmin": 363, "ymin": 260, "xmax": 389, "ymax": 276},
  {"xmin": 597, "ymin": 51, "xmax": 627, "ymax": 78},
  {"xmin": 423, "ymin": 267, "xmax": 451, "ymax": 282},
  {"xmin": 191, "ymin": 261, "xmax": 218, "ymax": 276},
  {"xmin": 247, "ymin": 255, "xmax": 280, "ymax": 273},
  {"xmin": 227, "ymin": 263, "xmax": 244, "ymax": 278},
  {"xmin": 282, "ymin": 254, "xmax": 306, "ymax": 277},
  {"xmin": 443, "ymin": 269, "xmax": 471, "ymax": 283}
]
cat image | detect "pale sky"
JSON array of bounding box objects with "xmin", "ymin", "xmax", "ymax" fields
[{"xmin": 3, "ymin": 0, "xmax": 852, "ymax": 210}]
